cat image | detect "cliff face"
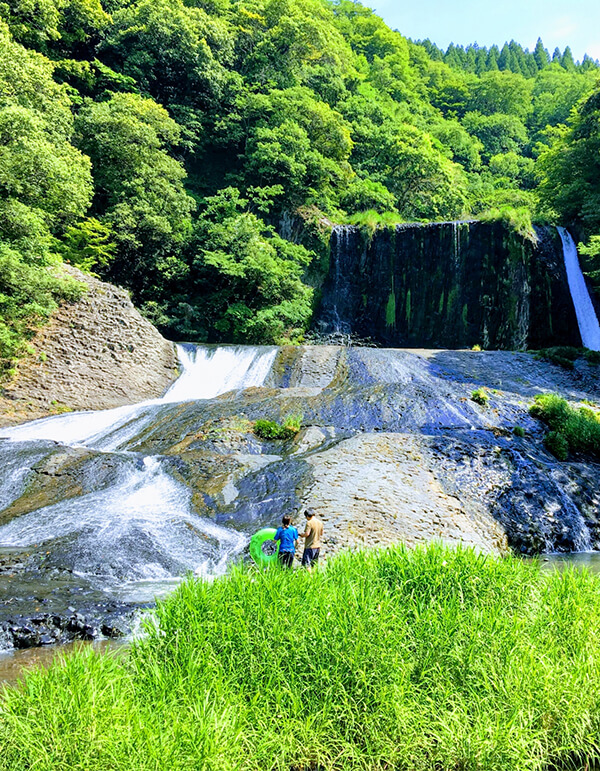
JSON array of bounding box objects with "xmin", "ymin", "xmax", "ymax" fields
[
  {"xmin": 315, "ymin": 221, "xmax": 580, "ymax": 350},
  {"xmin": 0, "ymin": 266, "xmax": 178, "ymax": 425}
]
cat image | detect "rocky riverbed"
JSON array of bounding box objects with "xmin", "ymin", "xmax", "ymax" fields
[{"xmin": 0, "ymin": 344, "xmax": 599, "ymax": 649}]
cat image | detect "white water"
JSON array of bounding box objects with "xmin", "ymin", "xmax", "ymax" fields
[
  {"xmin": 0, "ymin": 344, "xmax": 277, "ymax": 448},
  {"xmin": 558, "ymin": 227, "xmax": 600, "ymax": 351},
  {"xmin": 0, "ymin": 344, "xmax": 277, "ymax": 595},
  {"xmin": 0, "ymin": 455, "xmax": 246, "ymax": 581}
]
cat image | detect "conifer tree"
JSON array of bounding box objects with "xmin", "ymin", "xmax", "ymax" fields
[
  {"xmin": 533, "ymin": 37, "xmax": 549, "ymax": 70},
  {"xmin": 561, "ymin": 46, "xmax": 576, "ymax": 71}
]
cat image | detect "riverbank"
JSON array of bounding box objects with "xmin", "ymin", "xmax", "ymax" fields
[{"xmin": 2, "ymin": 544, "xmax": 600, "ymax": 771}]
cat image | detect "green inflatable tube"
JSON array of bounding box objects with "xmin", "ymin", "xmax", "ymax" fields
[{"xmin": 249, "ymin": 527, "xmax": 279, "ymax": 567}]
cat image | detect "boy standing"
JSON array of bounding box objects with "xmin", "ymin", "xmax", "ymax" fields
[
  {"xmin": 274, "ymin": 515, "xmax": 298, "ymax": 568},
  {"xmin": 299, "ymin": 508, "xmax": 323, "ymax": 570}
]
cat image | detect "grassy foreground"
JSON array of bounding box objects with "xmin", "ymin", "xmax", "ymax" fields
[{"xmin": 2, "ymin": 545, "xmax": 600, "ymax": 770}]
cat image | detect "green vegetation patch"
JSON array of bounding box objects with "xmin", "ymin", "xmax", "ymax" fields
[
  {"xmin": 530, "ymin": 393, "xmax": 600, "ymax": 460},
  {"xmin": 253, "ymin": 413, "xmax": 302, "ymax": 441},
  {"xmin": 471, "ymin": 387, "xmax": 489, "ymax": 405},
  {"xmin": 0, "ymin": 256, "xmax": 85, "ymax": 375},
  {"xmin": 3, "ymin": 545, "xmax": 600, "ymax": 770},
  {"xmin": 531, "ymin": 345, "xmax": 600, "ymax": 369}
]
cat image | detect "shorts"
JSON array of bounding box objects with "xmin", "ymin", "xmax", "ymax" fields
[
  {"xmin": 278, "ymin": 551, "xmax": 294, "ymax": 568},
  {"xmin": 301, "ymin": 548, "xmax": 320, "ymax": 568}
]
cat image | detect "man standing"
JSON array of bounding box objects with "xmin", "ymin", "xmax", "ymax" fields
[
  {"xmin": 274, "ymin": 515, "xmax": 298, "ymax": 568},
  {"xmin": 299, "ymin": 508, "xmax": 323, "ymax": 570}
]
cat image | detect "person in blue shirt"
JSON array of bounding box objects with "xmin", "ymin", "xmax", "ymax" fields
[{"xmin": 274, "ymin": 515, "xmax": 298, "ymax": 568}]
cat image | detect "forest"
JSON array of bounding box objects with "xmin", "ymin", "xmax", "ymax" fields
[{"xmin": 0, "ymin": 0, "xmax": 599, "ymax": 363}]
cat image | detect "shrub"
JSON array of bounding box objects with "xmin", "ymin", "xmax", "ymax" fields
[
  {"xmin": 534, "ymin": 346, "xmax": 582, "ymax": 370},
  {"xmin": 534, "ymin": 346, "xmax": 600, "ymax": 369},
  {"xmin": 282, "ymin": 413, "xmax": 302, "ymax": 433},
  {"xmin": 530, "ymin": 393, "xmax": 600, "ymax": 460},
  {"xmin": 479, "ymin": 205, "xmax": 536, "ymax": 241},
  {"xmin": 513, "ymin": 425, "xmax": 525, "ymax": 437},
  {"xmin": 253, "ymin": 414, "xmax": 302, "ymax": 441},
  {"xmin": 471, "ymin": 387, "xmax": 489, "ymax": 406},
  {"xmin": 544, "ymin": 430, "xmax": 569, "ymax": 460},
  {"xmin": 0, "ymin": 248, "xmax": 86, "ymax": 375}
]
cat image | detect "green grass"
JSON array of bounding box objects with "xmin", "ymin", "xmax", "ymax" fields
[
  {"xmin": 530, "ymin": 393, "xmax": 600, "ymax": 460},
  {"xmin": 3, "ymin": 544, "xmax": 600, "ymax": 770},
  {"xmin": 478, "ymin": 205, "xmax": 536, "ymax": 242},
  {"xmin": 345, "ymin": 210, "xmax": 407, "ymax": 233},
  {"xmin": 0, "ymin": 249, "xmax": 86, "ymax": 376}
]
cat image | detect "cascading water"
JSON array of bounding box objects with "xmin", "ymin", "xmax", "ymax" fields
[
  {"xmin": 558, "ymin": 227, "xmax": 600, "ymax": 351},
  {"xmin": 0, "ymin": 344, "xmax": 277, "ymax": 448},
  {"xmin": 327, "ymin": 225, "xmax": 354, "ymax": 335},
  {"xmin": 0, "ymin": 345, "xmax": 276, "ymax": 618}
]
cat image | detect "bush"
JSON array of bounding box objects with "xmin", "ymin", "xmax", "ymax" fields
[
  {"xmin": 253, "ymin": 414, "xmax": 302, "ymax": 441},
  {"xmin": 282, "ymin": 412, "xmax": 302, "ymax": 433},
  {"xmin": 534, "ymin": 346, "xmax": 582, "ymax": 369},
  {"xmin": 0, "ymin": 248, "xmax": 86, "ymax": 375},
  {"xmin": 544, "ymin": 430, "xmax": 569, "ymax": 460},
  {"xmin": 471, "ymin": 387, "xmax": 489, "ymax": 406},
  {"xmin": 513, "ymin": 425, "xmax": 525, "ymax": 437},
  {"xmin": 479, "ymin": 205, "xmax": 536, "ymax": 241},
  {"xmin": 530, "ymin": 393, "xmax": 600, "ymax": 460},
  {"xmin": 5, "ymin": 545, "xmax": 600, "ymax": 770}
]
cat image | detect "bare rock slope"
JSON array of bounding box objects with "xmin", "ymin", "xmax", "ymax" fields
[{"xmin": 0, "ymin": 266, "xmax": 177, "ymax": 425}]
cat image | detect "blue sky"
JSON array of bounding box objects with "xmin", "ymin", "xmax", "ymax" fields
[{"xmin": 366, "ymin": 0, "xmax": 600, "ymax": 62}]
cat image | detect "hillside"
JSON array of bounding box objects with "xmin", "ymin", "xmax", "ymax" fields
[
  {"xmin": 1, "ymin": 0, "xmax": 599, "ymax": 361},
  {"xmin": 0, "ymin": 266, "xmax": 177, "ymax": 425}
]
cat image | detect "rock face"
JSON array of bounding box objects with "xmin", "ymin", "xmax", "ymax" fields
[
  {"xmin": 0, "ymin": 266, "xmax": 178, "ymax": 425},
  {"xmin": 316, "ymin": 222, "xmax": 580, "ymax": 350},
  {"xmin": 304, "ymin": 433, "xmax": 507, "ymax": 554}
]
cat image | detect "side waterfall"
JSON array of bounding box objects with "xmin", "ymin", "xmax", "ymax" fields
[
  {"xmin": 0, "ymin": 344, "xmax": 277, "ymax": 448},
  {"xmin": 558, "ymin": 227, "xmax": 600, "ymax": 351},
  {"xmin": 0, "ymin": 345, "xmax": 277, "ymax": 593}
]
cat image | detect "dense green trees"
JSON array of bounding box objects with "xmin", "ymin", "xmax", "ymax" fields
[
  {"xmin": 0, "ymin": 20, "xmax": 91, "ymax": 367},
  {"xmin": 537, "ymin": 85, "xmax": 600, "ymax": 292},
  {"xmin": 0, "ymin": 0, "xmax": 598, "ymax": 359}
]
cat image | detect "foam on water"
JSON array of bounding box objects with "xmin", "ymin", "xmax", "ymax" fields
[
  {"xmin": 0, "ymin": 344, "xmax": 276, "ymax": 594},
  {"xmin": 0, "ymin": 455, "xmax": 246, "ymax": 583}
]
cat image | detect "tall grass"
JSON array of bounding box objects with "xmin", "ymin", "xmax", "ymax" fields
[{"xmin": 3, "ymin": 544, "xmax": 600, "ymax": 770}]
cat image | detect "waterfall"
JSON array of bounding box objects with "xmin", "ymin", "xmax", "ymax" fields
[
  {"xmin": 0, "ymin": 453, "xmax": 246, "ymax": 583},
  {"xmin": 327, "ymin": 225, "xmax": 353, "ymax": 334},
  {"xmin": 558, "ymin": 227, "xmax": 600, "ymax": 351},
  {"xmin": 0, "ymin": 344, "xmax": 276, "ymax": 598},
  {"xmin": 165, "ymin": 344, "xmax": 277, "ymax": 403},
  {"xmin": 0, "ymin": 344, "xmax": 277, "ymax": 448}
]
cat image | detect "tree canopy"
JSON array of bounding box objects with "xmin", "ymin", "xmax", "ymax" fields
[{"xmin": 0, "ymin": 0, "xmax": 598, "ymax": 357}]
